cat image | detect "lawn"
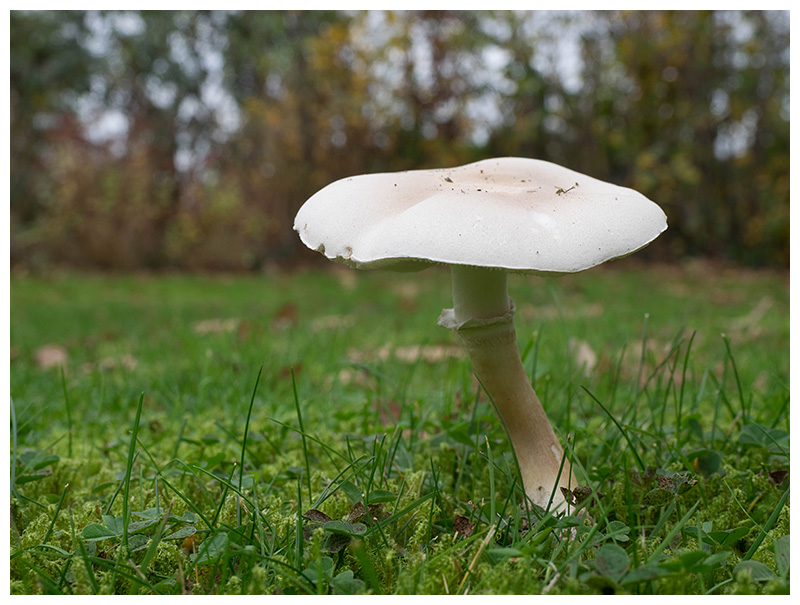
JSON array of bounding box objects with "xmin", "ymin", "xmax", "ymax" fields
[{"xmin": 9, "ymin": 260, "xmax": 790, "ymax": 595}]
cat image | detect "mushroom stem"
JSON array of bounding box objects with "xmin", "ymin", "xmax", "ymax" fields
[
  {"xmin": 439, "ymin": 265, "xmax": 576, "ymax": 511},
  {"xmin": 450, "ymin": 264, "xmax": 510, "ymax": 322}
]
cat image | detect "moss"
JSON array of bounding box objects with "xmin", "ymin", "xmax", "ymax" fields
[
  {"xmin": 771, "ymin": 502, "xmax": 789, "ymax": 538},
  {"xmin": 394, "ymin": 534, "xmax": 459, "ymax": 594},
  {"xmin": 244, "ymin": 564, "xmax": 270, "ymax": 594},
  {"xmin": 471, "ymin": 557, "xmax": 545, "ymax": 594},
  {"xmin": 224, "ymin": 574, "xmax": 242, "ymax": 594},
  {"xmin": 730, "ymin": 568, "xmax": 761, "ymax": 594},
  {"xmin": 762, "ymin": 578, "xmax": 790, "ymax": 595},
  {"xmin": 148, "ymin": 540, "xmax": 186, "ymax": 577},
  {"xmin": 68, "ymin": 542, "xmax": 102, "ymax": 594},
  {"xmin": 548, "ymin": 575, "xmax": 586, "ymax": 595}
]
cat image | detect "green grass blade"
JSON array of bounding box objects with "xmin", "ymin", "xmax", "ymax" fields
[
  {"xmin": 71, "ymin": 514, "xmax": 99, "ymax": 594},
  {"xmin": 484, "ymin": 436, "xmax": 496, "ymax": 526},
  {"xmin": 238, "ymin": 366, "xmax": 263, "ymax": 525},
  {"xmin": 632, "ymin": 313, "xmax": 650, "ymax": 425},
  {"xmin": 743, "ymin": 485, "xmax": 789, "ymax": 561},
  {"xmin": 60, "ymin": 367, "xmax": 73, "ymax": 458},
  {"xmin": 154, "ymin": 468, "xmax": 213, "ymax": 530},
  {"xmin": 646, "ymin": 501, "xmax": 700, "ymax": 564},
  {"xmin": 675, "ymin": 331, "xmax": 695, "ymax": 451},
  {"xmin": 582, "ymin": 386, "xmax": 646, "ymax": 472},
  {"xmin": 42, "ymin": 483, "xmax": 69, "ymax": 544},
  {"xmin": 295, "ymin": 478, "xmax": 303, "ymax": 570},
  {"xmin": 291, "ymin": 369, "xmax": 313, "ymax": 503},
  {"xmin": 722, "ymin": 334, "xmax": 748, "ymax": 424},
  {"xmin": 10, "ymin": 396, "xmax": 22, "ymax": 504},
  {"xmin": 122, "ymin": 393, "xmax": 145, "ymax": 552},
  {"xmin": 352, "ymin": 539, "xmax": 383, "ymax": 594},
  {"xmin": 139, "ymin": 500, "xmax": 174, "ymax": 573}
]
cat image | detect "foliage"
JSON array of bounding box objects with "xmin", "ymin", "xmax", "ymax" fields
[
  {"xmin": 10, "ymin": 10, "xmax": 95, "ymax": 227},
  {"xmin": 9, "ymin": 263, "xmax": 789, "ymax": 594},
  {"xmin": 9, "ymin": 10, "xmax": 790, "ymax": 271}
]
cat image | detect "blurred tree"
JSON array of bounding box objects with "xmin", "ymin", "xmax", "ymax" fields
[
  {"xmin": 487, "ymin": 11, "xmax": 575, "ymax": 163},
  {"xmin": 574, "ymin": 10, "xmax": 789, "ymax": 263},
  {"xmin": 9, "ymin": 9, "xmax": 790, "ymax": 270},
  {"xmin": 372, "ymin": 10, "xmax": 495, "ymax": 168},
  {"xmin": 215, "ymin": 10, "xmax": 505, "ymax": 265},
  {"xmin": 87, "ymin": 10, "xmax": 223, "ymax": 267},
  {"xmin": 487, "ymin": 10, "xmax": 789, "ymax": 265},
  {"xmin": 217, "ymin": 10, "xmax": 367, "ymax": 266},
  {"xmin": 717, "ymin": 10, "xmax": 789, "ymax": 265},
  {"xmin": 10, "ymin": 11, "xmax": 94, "ymax": 231}
]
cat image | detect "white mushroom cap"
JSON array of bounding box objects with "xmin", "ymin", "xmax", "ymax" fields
[{"xmin": 294, "ymin": 157, "xmax": 667, "ymax": 274}]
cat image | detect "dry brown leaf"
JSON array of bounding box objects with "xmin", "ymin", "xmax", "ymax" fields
[
  {"xmin": 34, "ymin": 344, "xmax": 68, "ymax": 369},
  {"xmin": 345, "ymin": 344, "xmax": 391, "ymax": 364},
  {"xmin": 192, "ymin": 318, "xmax": 240, "ymax": 335},
  {"xmin": 767, "ymin": 469, "xmax": 789, "ymax": 485},
  {"xmin": 280, "ymin": 363, "xmax": 302, "ymax": 379},
  {"xmin": 374, "ymin": 399, "xmax": 402, "ymax": 425},
  {"xmin": 272, "ymin": 303, "xmax": 299, "ymax": 330},
  {"xmin": 99, "ymin": 354, "xmax": 138, "ymax": 371},
  {"xmin": 347, "ymin": 502, "xmax": 367, "ymax": 523},
  {"xmin": 518, "ymin": 302, "xmax": 603, "ymax": 322},
  {"xmin": 81, "ymin": 354, "xmax": 139, "ymax": 374},
  {"xmin": 569, "ymin": 338, "xmax": 597, "ymax": 375},
  {"xmin": 453, "ymin": 514, "xmax": 475, "ymax": 538},
  {"xmin": 392, "ymin": 281, "xmax": 421, "ymax": 311},
  {"xmin": 347, "ymin": 343, "xmax": 465, "ymax": 364},
  {"xmin": 393, "ymin": 344, "xmax": 465, "ymax": 363},
  {"xmin": 332, "ymin": 267, "xmax": 358, "ymax": 290},
  {"xmin": 730, "ymin": 296, "xmax": 774, "ymax": 339},
  {"xmin": 310, "ymin": 314, "xmax": 356, "ymax": 332},
  {"xmin": 338, "ymin": 367, "xmax": 377, "ymax": 390},
  {"xmin": 391, "ymin": 281, "xmax": 421, "ymax": 299}
]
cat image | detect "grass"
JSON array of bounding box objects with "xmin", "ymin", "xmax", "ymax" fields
[{"xmin": 9, "ymin": 259, "xmax": 790, "ymax": 595}]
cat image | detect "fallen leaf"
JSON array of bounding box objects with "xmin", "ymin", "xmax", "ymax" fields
[
  {"xmin": 279, "ymin": 363, "xmax": 302, "ymax": 379},
  {"xmin": 393, "ymin": 344, "xmax": 465, "ymax": 363},
  {"xmin": 88, "ymin": 354, "xmax": 138, "ymax": 372},
  {"xmin": 347, "ymin": 343, "xmax": 465, "ymax": 364},
  {"xmin": 345, "ymin": 501, "xmax": 385, "ymax": 524},
  {"xmin": 453, "ymin": 514, "xmax": 475, "ymax": 538},
  {"xmin": 518, "ymin": 302, "xmax": 603, "ymax": 322},
  {"xmin": 332, "ymin": 267, "xmax": 357, "ymax": 290},
  {"xmin": 347, "ymin": 502, "xmax": 367, "ymax": 523},
  {"xmin": 302, "ymin": 509, "xmax": 333, "ymax": 539},
  {"xmin": 192, "ymin": 318, "xmax": 240, "ymax": 335},
  {"xmin": 392, "ymin": 281, "xmax": 421, "ymax": 311},
  {"xmin": 338, "ymin": 367, "xmax": 377, "ymax": 390},
  {"xmin": 766, "ymin": 469, "xmax": 788, "ymax": 485},
  {"xmin": 310, "ymin": 314, "xmax": 356, "ymax": 332},
  {"xmin": 730, "ymin": 296, "xmax": 773, "ymax": 340},
  {"xmin": 34, "ymin": 344, "xmax": 68, "ymax": 369},
  {"xmin": 272, "ymin": 303, "xmax": 298, "ymax": 330},
  {"xmin": 569, "ymin": 338, "xmax": 597, "ymax": 374},
  {"xmin": 303, "ymin": 509, "xmax": 333, "ymax": 524},
  {"xmin": 374, "ymin": 399, "xmax": 402, "ymax": 425}
]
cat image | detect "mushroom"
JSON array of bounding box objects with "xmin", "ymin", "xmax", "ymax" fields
[{"xmin": 294, "ymin": 157, "xmax": 667, "ymax": 511}]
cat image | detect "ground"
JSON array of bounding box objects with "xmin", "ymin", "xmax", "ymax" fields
[{"xmin": 9, "ymin": 259, "xmax": 790, "ymax": 594}]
